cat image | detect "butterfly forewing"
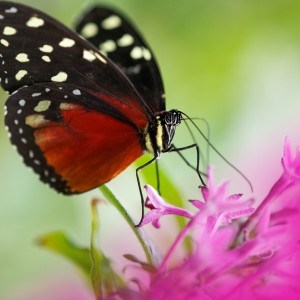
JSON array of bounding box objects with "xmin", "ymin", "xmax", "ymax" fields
[
  {"xmin": 0, "ymin": 2, "xmax": 150, "ymax": 116},
  {"xmin": 75, "ymin": 6, "xmax": 165, "ymax": 112}
]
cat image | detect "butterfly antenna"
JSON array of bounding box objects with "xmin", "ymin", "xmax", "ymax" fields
[
  {"xmin": 182, "ymin": 116, "xmax": 210, "ymax": 171},
  {"xmin": 181, "ymin": 112, "xmax": 253, "ymax": 193}
]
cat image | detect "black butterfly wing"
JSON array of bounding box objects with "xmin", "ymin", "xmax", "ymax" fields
[
  {"xmin": 75, "ymin": 6, "xmax": 166, "ymax": 112},
  {"xmin": 0, "ymin": 2, "xmax": 152, "ymax": 117}
]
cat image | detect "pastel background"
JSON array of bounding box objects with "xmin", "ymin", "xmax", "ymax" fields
[{"xmin": 0, "ymin": 0, "xmax": 300, "ymax": 298}]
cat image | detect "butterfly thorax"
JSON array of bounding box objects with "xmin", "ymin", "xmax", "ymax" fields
[{"xmin": 144, "ymin": 109, "xmax": 182, "ymax": 156}]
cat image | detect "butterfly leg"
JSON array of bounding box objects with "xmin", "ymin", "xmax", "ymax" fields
[
  {"xmin": 155, "ymin": 159, "xmax": 161, "ymax": 195},
  {"xmin": 135, "ymin": 155, "xmax": 159, "ymax": 227},
  {"xmin": 168, "ymin": 143, "xmax": 207, "ymax": 187}
]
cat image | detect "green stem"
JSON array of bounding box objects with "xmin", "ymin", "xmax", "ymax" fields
[{"xmin": 99, "ymin": 185, "xmax": 161, "ymax": 267}]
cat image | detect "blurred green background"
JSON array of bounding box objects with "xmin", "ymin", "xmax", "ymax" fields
[{"xmin": 1, "ymin": 0, "xmax": 300, "ymax": 298}]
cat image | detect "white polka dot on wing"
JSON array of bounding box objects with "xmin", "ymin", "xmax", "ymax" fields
[
  {"xmin": 80, "ymin": 23, "xmax": 98, "ymax": 38},
  {"xmin": 3, "ymin": 26, "xmax": 16, "ymax": 35},
  {"xmin": 29, "ymin": 150, "xmax": 34, "ymax": 158},
  {"xmin": 130, "ymin": 46, "xmax": 143, "ymax": 60},
  {"xmin": 39, "ymin": 45, "xmax": 53, "ymax": 53},
  {"xmin": 34, "ymin": 100, "xmax": 51, "ymax": 112},
  {"xmin": 59, "ymin": 38, "xmax": 75, "ymax": 48},
  {"xmin": 0, "ymin": 39, "xmax": 9, "ymax": 47},
  {"xmin": 72, "ymin": 89, "xmax": 81, "ymax": 96},
  {"xmin": 5, "ymin": 7, "xmax": 18, "ymax": 14},
  {"xmin": 101, "ymin": 15, "xmax": 122, "ymax": 30},
  {"xmin": 26, "ymin": 16, "xmax": 44, "ymax": 28},
  {"xmin": 15, "ymin": 53, "xmax": 29, "ymax": 62},
  {"xmin": 15, "ymin": 70, "xmax": 27, "ymax": 81},
  {"xmin": 99, "ymin": 40, "xmax": 116, "ymax": 53},
  {"xmin": 19, "ymin": 99, "xmax": 26, "ymax": 106},
  {"xmin": 83, "ymin": 49, "xmax": 96, "ymax": 62},
  {"xmin": 42, "ymin": 55, "xmax": 51, "ymax": 62},
  {"xmin": 117, "ymin": 34, "xmax": 134, "ymax": 47},
  {"xmin": 51, "ymin": 71, "xmax": 68, "ymax": 82}
]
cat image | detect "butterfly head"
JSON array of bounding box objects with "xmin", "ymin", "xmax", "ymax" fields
[{"xmin": 144, "ymin": 110, "xmax": 182, "ymax": 155}]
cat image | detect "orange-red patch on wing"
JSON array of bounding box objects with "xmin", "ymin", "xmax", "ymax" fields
[{"xmin": 33, "ymin": 105, "xmax": 144, "ymax": 193}]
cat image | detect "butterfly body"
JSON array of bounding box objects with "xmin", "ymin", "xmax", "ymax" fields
[{"xmin": 0, "ymin": 2, "xmax": 182, "ymax": 194}]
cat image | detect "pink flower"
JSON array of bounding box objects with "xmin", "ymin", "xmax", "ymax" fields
[{"xmin": 113, "ymin": 138, "xmax": 300, "ymax": 299}]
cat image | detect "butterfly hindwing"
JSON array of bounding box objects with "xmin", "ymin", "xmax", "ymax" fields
[
  {"xmin": 75, "ymin": 6, "xmax": 165, "ymax": 112},
  {"xmin": 5, "ymin": 83, "xmax": 145, "ymax": 194}
]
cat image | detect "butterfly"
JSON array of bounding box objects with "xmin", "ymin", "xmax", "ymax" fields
[{"xmin": 0, "ymin": 2, "xmax": 202, "ymax": 203}]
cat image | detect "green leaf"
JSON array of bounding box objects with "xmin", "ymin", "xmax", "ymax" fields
[
  {"xmin": 99, "ymin": 185, "xmax": 162, "ymax": 267},
  {"xmin": 37, "ymin": 231, "xmax": 92, "ymax": 277}
]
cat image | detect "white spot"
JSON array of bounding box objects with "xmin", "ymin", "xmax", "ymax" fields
[
  {"xmin": 0, "ymin": 39, "xmax": 9, "ymax": 47},
  {"xmin": 17, "ymin": 109, "xmax": 22, "ymax": 114},
  {"xmin": 117, "ymin": 34, "xmax": 134, "ymax": 47},
  {"xmin": 0, "ymin": 14, "xmax": 4, "ymax": 19},
  {"xmin": 81, "ymin": 23, "xmax": 98, "ymax": 38},
  {"xmin": 32, "ymin": 93, "xmax": 41, "ymax": 97},
  {"xmin": 99, "ymin": 40, "xmax": 116, "ymax": 53},
  {"xmin": 14, "ymin": 119, "xmax": 19, "ymax": 125},
  {"xmin": 130, "ymin": 46, "xmax": 143, "ymax": 60},
  {"xmin": 7, "ymin": 131, "xmax": 11, "ymax": 138},
  {"xmin": 3, "ymin": 26, "xmax": 16, "ymax": 35},
  {"xmin": 19, "ymin": 128, "xmax": 23, "ymax": 134},
  {"xmin": 19, "ymin": 99, "xmax": 26, "ymax": 106},
  {"xmin": 72, "ymin": 89, "xmax": 81, "ymax": 96},
  {"xmin": 25, "ymin": 114, "xmax": 49, "ymax": 128},
  {"xmin": 15, "ymin": 53, "xmax": 29, "ymax": 63},
  {"xmin": 101, "ymin": 15, "xmax": 122, "ymax": 30},
  {"xmin": 5, "ymin": 78, "xmax": 8, "ymax": 84},
  {"xmin": 29, "ymin": 150, "xmax": 34, "ymax": 158},
  {"xmin": 44, "ymin": 170, "xmax": 49, "ymax": 176},
  {"xmin": 39, "ymin": 45, "xmax": 53, "ymax": 53},
  {"xmin": 83, "ymin": 49, "xmax": 96, "ymax": 62},
  {"xmin": 5, "ymin": 7, "xmax": 17, "ymax": 14},
  {"xmin": 34, "ymin": 159, "xmax": 40, "ymax": 165},
  {"xmin": 34, "ymin": 100, "xmax": 51, "ymax": 112},
  {"xmin": 143, "ymin": 48, "xmax": 152, "ymax": 61},
  {"xmin": 95, "ymin": 52, "xmax": 107, "ymax": 64},
  {"xmin": 59, "ymin": 38, "xmax": 75, "ymax": 48},
  {"xmin": 15, "ymin": 70, "xmax": 28, "ymax": 81},
  {"xmin": 45, "ymin": 88, "xmax": 50, "ymax": 92},
  {"xmin": 12, "ymin": 145, "xmax": 17, "ymax": 151},
  {"xmin": 26, "ymin": 16, "xmax": 44, "ymax": 28},
  {"xmin": 51, "ymin": 71, "xmax": 68, "ymax": 82},
  {"xmin": 21, "ymin": 137, "xmax": 27, "ymax": 144},
  {"xmin": 42, "ymin": 55, "xmax": 51, "ymax": 62},
  {"xmin": 59, "ymin": 103, "xmax": 78, "ymax": 110},
  {"xmin": 64, "ymin": 95, "xmax": 68, "ymax": 99}
]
